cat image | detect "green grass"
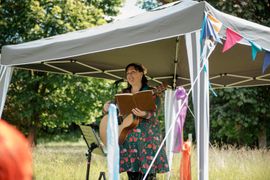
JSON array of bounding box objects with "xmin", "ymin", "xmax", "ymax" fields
[
  {"xmin": 208, "ymin": 145, "xmax": 270, "ymax": 180},
  {"xmin": 33, "ymin": 140, "xmax": 270, "ymax": 180}
]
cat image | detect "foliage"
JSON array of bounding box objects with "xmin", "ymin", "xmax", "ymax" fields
[
  {"xmin": 0, "ymin": 0, "xmax": 115, "ymax": 47},
  {"xmin": 86, "ymin": 0, "xmax": 123, "ymax": 17},
  {"xmin": 210, "ymin": 87, "xmax": 270, "ymax": 146},
  {"xmin": 0, "ymin": 0, "xmax": 122, "ymax": 140},
  {"xmin": 206, "ymin": 0, "xmax": 270, "ymax": 26},
  {"xmin": 137, "ymin": 0, "xmax": 161, "ymax": 11},
  {"xmin": 3, "ymin": 70, "xmax": 114, "ymax": 137},
  {"xmin": 139, "ymin": 0, "xmax": 270, "ymax": 25},
  {"xmin": 205, "ymin": 0, "xmax": 270, "ymax": 147}
]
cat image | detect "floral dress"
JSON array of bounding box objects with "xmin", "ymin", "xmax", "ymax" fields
[{"xmin": 119, "ymin": 85, "xmax": 169, "ymax": 174}]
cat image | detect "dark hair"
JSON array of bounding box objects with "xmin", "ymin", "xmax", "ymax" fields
[{"xmin": 125, "ymin": 63, "xmax": 148, "ymax": 90}]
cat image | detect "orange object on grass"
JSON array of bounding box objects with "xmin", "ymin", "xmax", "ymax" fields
[
  {"xmin": 0, "ymin": 119, "xmax": 32, "ymax": 180},
  {"xmin": 180, "ymin": 141, "xmax": 192, "ymax": 180}
]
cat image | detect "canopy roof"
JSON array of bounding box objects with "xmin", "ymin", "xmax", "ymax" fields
[{"xmin": 1, "ymin": 0, "xmax": 270, "ymax": 88}]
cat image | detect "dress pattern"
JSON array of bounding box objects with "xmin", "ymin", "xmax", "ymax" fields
[{"xmin": 119, "ymin": 85, "xmax": 169, "ymax": 174}]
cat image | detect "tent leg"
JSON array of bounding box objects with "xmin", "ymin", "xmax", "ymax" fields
[
  {"xmin": 185, "ymin": 31, "xmax": 210, "ymax": 180},
  {"xmin": 0, "ymin": 66, "xmax": 13, "ymax": 117},
  {"xmin": 173, "ymin": 36, "xmax": 180, "ymax": 89}
]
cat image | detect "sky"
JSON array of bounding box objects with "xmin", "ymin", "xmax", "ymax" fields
[{"xmin": 116, "ymin": 0, "xmax": 146, "ymax": 20}]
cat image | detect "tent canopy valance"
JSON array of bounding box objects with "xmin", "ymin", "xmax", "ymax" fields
[
  {"xmin": 1, "ymin": 1, "xmax": 270, "ymax": 89},
  {"xmin": 1, "ymin": 1, "xmax": 270, "ymax": 180}
]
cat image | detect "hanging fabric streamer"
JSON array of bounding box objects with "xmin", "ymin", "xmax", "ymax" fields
[
  {"xmin": 180, "ymin": 141, "xmax": 192, "ymax": 180},
  {"xmin": 165, "ymin": 90, "xmax": 176, "ymax": 171},
  {"xmin": 173, "ymin": 87, "xmax": 188, "ymax": 153},
  {"xmin": 106, "ymin": 104, "xmax": 119, "ymax": 180}
]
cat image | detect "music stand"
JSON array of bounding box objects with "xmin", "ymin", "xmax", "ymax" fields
[{"xmin": 79, "ymin": 124, "xmax": 107, "ymax": 180}]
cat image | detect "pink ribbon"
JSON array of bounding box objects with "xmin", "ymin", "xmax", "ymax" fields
[{"xmin": 173, "ymin": 87, "xmax": 188, "ymax": 153}]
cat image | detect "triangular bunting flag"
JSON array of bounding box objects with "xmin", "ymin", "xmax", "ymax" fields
[
  {"xmin": 200, "ymin": 14, "xmax": 207, "ymax": 44},
  {"xmin": 207, "ymin": 14, "xmax": 222, "ymax": 33},
  {"xmin": 223, "ymin": 28, "xmax": 243, "ymax": 52},
  {"xmin": 201, "ymin": 13, "xmax": 222, "ymax": 44},
  {"xmin": 207, "ymin": 18, "xmax": 222, "ymax": 43},
  {"xmin": 249, "ymin": 40, "xmax": 262, "ymax": 61},
  {"xmin": 262, "ymin": 51, "xmax": 270, "ymax": 74}
]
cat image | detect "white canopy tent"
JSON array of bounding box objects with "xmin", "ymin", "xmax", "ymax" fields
[{"xmin": 1, "ymin": 0, "xmax": 270, "ymax": 179}]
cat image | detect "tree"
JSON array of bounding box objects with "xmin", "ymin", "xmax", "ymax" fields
[
  {"xmin": 0, "ymin": 0, "xmax": 123, "ymax": 143},
  {"xmin": 206, "ymin": 0, "xmax": 270, "ymax": 148},
  {"xmin": 86, "ymin": 0, "xmax": 122, "ymax": 17},
  {"xmin": 206, "ymin": 0, "xmax": 269, "ymax": 26},
  {"xmin": 5, "ymin": 70, "xmax": 114, "ymax": 130},
  {"xmin": 210, "ymin": 87, "xmax": 270, "ymax": 147},
  {"xmin": 137, "ymin": 0, "xmax": 161, "ymax": 11},
  {"xmin": 138, "ymin": 0, "xmax": 270, "ymax": 147},
  {"xmin": 140, "ymin": 0, "xmax": 270, "ymax": 23},
  {"xmin": 0, "ymin": 0, "xmax": 124, "ymax": 46}
]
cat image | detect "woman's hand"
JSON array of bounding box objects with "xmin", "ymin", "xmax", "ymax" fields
[
  {"xmin": 102, "ymin": 101, "xmax": 111, "ymax": 114},
  {"xmin": 132, "ymin": 108, "xmax": 147, "ymax": 117}
]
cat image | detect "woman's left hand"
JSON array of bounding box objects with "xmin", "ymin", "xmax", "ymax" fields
[{"xmin": 132, "ymin": 108, "xmax": 147, "ymax": 117}]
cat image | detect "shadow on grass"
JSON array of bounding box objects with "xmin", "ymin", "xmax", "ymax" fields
[{"xmin": 37, "ymin": 129, "xmax": 82, "ymax": 144}]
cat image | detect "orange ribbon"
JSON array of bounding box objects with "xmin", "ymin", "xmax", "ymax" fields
[{"xmin": 180, "ymin": 141, "xmax": 192, "ymax": 180}]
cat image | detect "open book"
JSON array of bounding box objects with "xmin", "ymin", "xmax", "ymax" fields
[{"xmin": 115, "ymin": 90, "xmax": 155, "ymax": 116}]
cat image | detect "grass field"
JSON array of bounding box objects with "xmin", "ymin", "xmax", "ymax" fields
[{"xmin": 33, "ymin": 140, "xmax": 270, "ymax": 180}]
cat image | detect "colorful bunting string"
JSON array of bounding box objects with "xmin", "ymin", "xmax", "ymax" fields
[
  {"xmin": 222, "ymin": 28, "xmax": 243, "ymax": 52},
  {"xmin": 200, "ymin": 13, "xmax": 208, "ymax": 46},
  {"xmin": 262, "ymin": 51, "xmax": 270, "ymax": 73},
  {"xmin": 207, "ymin": 14, "xmax": 222, "ymax": 34},
  {"xmin": 201, "ymin": 13, "xmax": 222, "ymax": 44},
  {"xmin": 201, "ymin": 12, "xmax": 269, "ymax": 75},
  {"xmin": 248, "ymin": 40, "xmax": 262, "ymax": 61}
]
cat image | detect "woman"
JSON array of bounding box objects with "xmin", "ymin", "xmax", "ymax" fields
[{"xmin": 103, "ymin": 63, "xmax": 169, "ymax": 180}]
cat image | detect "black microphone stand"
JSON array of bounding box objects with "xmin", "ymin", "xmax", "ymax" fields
[
  {"xmin": 112, "ymin": 79, "xmax": 124, "ymax": 124},
  {"xmin": 85, "ymin": 142, "xmax": 98, "ymax": 180}
]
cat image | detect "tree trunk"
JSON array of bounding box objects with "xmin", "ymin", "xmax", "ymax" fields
[
  {"xmin": 28, "ymin": 71, "xmax": 44, "ymax": 146},
  {"xmin": 258, "ymin": 118, "xmax": 267, "ymax": 148},
  {"xmin": 29, "ymin": 126, "xmax": 37, "ymax": 146}
]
